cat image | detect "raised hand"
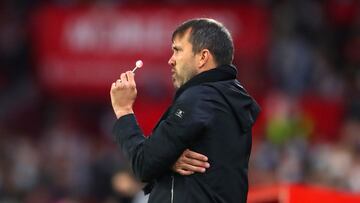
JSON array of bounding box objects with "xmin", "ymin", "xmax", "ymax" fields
[{"xmin": 110, "ymin": 71, "xmax": 137, "ymax": 118}]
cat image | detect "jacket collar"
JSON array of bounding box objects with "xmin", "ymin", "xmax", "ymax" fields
[
  {"xmin": 152, "ymin": 64, "xmax": 237, "ymax": 132},
  {"xmin": 173, "ymin": 64, "xmax": 238, "ymax": 101}
]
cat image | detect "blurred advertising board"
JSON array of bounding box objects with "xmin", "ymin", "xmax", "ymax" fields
[
  {"xmin": 31, "ymin": 5, "xmax": 269, "ymax": 98},
  {"xmin": 248, "ymin": 184, "xmax": 360, "ymax": 203}
]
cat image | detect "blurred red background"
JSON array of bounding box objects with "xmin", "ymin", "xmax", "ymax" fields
[{"xmin": 0, "ymin": 0, "xmax": 360, "ymax": 202}]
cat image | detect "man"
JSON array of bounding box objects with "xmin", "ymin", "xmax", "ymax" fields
[{"xmin": 110, "ymin": 18, "xmax": 260, "ymax": 203}]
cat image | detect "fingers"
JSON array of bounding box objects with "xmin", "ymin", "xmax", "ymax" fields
[
  {"xmin": 183, "ymin": 156, "xmax": 210, "ymax": 168},
  {"xmin": 184, "ymin": 149, "xmax": 208, "ymax": 162},
  {"xmin": 180, "ymin": 162, "xmax": 207, "ymax": 173},
  {"xmin": 126, "ymin": 71, "xmax": 136, "ymax": 88},
  {"xmin": 172, "ymin": 159, "xmax": 197, "ymax": 175},
  {"xmin": 116, "ymin": 79, "xmax": 122, "ymax": 87},
  {"xmin": 126, "ymin": 71, "xmax": 134, "ymax": 82},
  {"xmin": 110, "ymin": 71, "xmax": 136, "ymax": 98},
  {"xmin": 110, "ymin": 70, "xmax": 137, "ymax": 119},
  {"xmin": 112, "ymin": 71, "xmax": 136, "ymax": 89},
  {"xmin": 176, "ymin": 169, "xmax": 194, "ymax": 176},
  {"xmin": 120, "ymin": 73, "xmax": 127, "ymax": 83},
  {"xmin": 172, "ymin": 149, "xmax": 210, "ymax": 175}
]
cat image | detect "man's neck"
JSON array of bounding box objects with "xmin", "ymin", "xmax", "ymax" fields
[
  {"xmin": 198, "ymin": 61, "xmax": 217, "ymax": 74},
  {"xmin": 174, "ymin": 64, "xmax": 237, "ymax": 101}
]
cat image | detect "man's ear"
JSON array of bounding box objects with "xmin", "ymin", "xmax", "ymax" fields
[{"xmin": 198, "ymin": 49, "xmax": 210, "ymax": 69}]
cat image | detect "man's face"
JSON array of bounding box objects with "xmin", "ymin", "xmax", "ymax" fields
[{"xmin": 168, "ymin": 30, "xmax": 198, "ymax": 89}]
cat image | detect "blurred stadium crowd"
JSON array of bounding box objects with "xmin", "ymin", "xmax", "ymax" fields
[{"xmin": 0, "ymin": 0, "xmax": 360, "ymax": 202}]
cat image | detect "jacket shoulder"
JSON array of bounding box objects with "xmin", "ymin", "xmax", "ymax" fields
[{"xmin": 176, "ymin": 84, "xmax": 220, "ymax": 104}]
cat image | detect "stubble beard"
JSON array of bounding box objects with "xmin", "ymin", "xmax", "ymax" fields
[
  {"xmin": 172, "ymin": 72, "xmax": 182, "ymax": 89},
  {"xmin": 172, "ymin": 68, "xmax": 197, "ymax": 89}
]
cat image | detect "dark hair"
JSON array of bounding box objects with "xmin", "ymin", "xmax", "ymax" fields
[{"xmin": 172, "ymin": 18, "xmax": 234, "ymax": 66}]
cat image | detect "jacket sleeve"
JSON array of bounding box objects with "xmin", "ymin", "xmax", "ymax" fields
[{"xmin": 112, "ymin": 87, "xmax": 214, "ymax": 182}]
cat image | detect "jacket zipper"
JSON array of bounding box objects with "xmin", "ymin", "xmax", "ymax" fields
[{"xmin": 171, "ymin": 175, "xmax": 175, "ymax": 203}]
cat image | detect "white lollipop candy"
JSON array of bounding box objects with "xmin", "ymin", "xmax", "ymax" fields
[
  {"xmin": 132, "ymin": 60, "xmax": 143, "ymax": 73},
  {"xmin": 116, "ymin": 60, "xmax": 143, "ymax": 84},
  {"xmin": 136, "ymin": 60, "xmax": 143, "ymax": 68}
]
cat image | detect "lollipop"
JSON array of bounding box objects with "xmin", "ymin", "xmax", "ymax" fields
[
  {"xmin": 116, "ymin": 60, "xmax": 143, "ymax": 84},
  {"xmin": 132, "ymin": 60, "xmax": 143, "ymax": 73}
]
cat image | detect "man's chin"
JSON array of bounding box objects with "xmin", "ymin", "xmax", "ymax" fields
[
  {"xmin": 172, "ymin": 80, "xmax": 180, "ymax": 89},
  {"xmin": 173, "ymin": 83, "xmax": 180, "ymax": 90}
]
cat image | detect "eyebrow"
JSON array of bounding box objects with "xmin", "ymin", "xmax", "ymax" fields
[{"xmin": 172, "ymin": 45, "xmax": 182, "ymax": 51}]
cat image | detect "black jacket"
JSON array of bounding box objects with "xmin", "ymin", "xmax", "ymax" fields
[{"xmin": 113, "ymin": 64, "xmax": 260, "ymax": 203}]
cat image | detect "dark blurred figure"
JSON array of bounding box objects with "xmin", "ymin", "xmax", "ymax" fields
[{"xmin": 111, "ymin": 169, "xmax": 148, "ymax": 203}]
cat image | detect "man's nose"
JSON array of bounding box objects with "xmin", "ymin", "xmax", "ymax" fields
[{"xmin": 168, "ymin": 56, "xmax": 175, "ymax": 67}]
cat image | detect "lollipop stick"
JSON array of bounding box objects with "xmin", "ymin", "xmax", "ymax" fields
[{"xmin": 117, "ymin": 60, "xmax": 143, "ymax": 83}]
